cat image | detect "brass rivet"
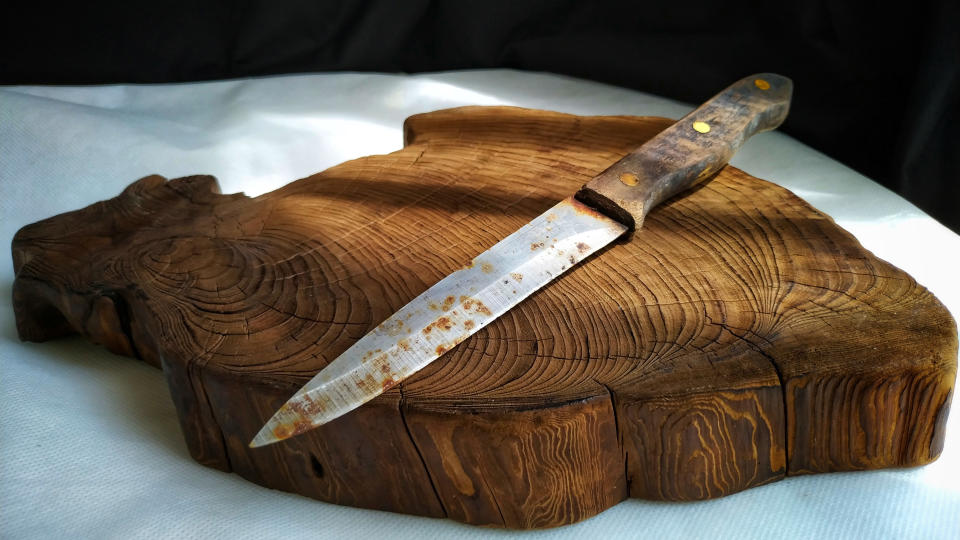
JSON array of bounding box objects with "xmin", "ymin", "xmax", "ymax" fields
[
  {"xmin": 693, "ymin": 121, "xmax": 710, "ymax": 133},
  {"xmin": 618, "ymin": 172, "xmax": 639, "ymax": 186},
  {"xmin": 754, "ymin": 78, "xmax": 771, "ymax": 90}
]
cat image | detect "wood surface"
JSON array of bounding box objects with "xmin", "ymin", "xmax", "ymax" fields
[{"xmin": 11, "ymin": 106, "xmax": 957, "ymax": 529}]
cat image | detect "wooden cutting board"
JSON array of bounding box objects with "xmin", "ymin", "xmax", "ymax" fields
[{"xmin": 12, "ymin": 106, "xmax": 957, "ymax": 529}]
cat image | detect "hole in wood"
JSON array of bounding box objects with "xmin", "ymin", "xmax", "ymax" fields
[{"xmin": 310, "ymin": 454, "xmax": 324, "ymax": 478}]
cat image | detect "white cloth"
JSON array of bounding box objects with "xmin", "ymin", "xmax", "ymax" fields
[{"xmin": 1, "ymin": 70, "xmax": 958, "ymax": 539}]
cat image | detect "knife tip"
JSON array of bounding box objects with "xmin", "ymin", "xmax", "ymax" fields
[{"xmin": 248, "ymin": 423, "xmax": 282, "ymax": 448}]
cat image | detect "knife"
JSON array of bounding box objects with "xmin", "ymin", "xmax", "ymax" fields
[{"xmin": 250, "ymin": 73, "xmax": 792, "ymax": 448}]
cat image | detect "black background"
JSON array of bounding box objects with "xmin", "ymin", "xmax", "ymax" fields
[{"xmin": 3, "ymin": 1, "xmax": 957, "ymax": 232}]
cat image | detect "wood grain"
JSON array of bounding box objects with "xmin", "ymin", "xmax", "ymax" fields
[{"xmin": 11, "ymin": 106, "xmax": 957, "ymax": 528}]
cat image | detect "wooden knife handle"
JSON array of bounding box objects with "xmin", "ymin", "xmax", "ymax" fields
[{"xmin": 576, "ymin": 73, "xmax": 792, "ymax": 229}]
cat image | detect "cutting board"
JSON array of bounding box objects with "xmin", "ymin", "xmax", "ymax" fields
[{"xmin": 12, "ymin": 106, "xmax": 957, "ymax": 529}]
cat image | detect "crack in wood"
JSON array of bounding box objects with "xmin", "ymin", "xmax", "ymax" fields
[{"xmin": 397, "ymin": 384, "xmax": 448, "ymax": 519}]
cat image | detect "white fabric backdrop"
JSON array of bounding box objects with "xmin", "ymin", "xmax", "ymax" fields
[{"xmin": 2, "ymin": 70, "xmax": 958, "ymax": 539}]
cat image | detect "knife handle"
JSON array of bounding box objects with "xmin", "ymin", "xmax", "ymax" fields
[{"xmin": 576, "ymin": 73, "xmax": 792, "ymax": 229}]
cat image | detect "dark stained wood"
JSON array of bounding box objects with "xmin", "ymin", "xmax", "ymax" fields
[{"xmin": 11, "ymin": 106, "xmax": 957, "ymax": 528}]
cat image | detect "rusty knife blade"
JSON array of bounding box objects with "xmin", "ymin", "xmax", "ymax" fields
[{"xmin": 249, "ymin": 196, "xmax": 627, "ymax": 447}]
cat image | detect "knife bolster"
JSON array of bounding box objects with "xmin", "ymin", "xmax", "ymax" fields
[{"xmin": 574, "ymin": 183, "xmax": 644, "ymax": 231}]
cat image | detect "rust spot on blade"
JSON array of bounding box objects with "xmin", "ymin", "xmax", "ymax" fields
[
  {"xmin": 463, "ymin": 320, "xmax": 475, "ymax": 330},
  {"xmin": 273, "ymin": 396, "xmax": 333, "ymax": 440},
  {"xmin": 272, "ymin": 424, "xmax": 294, "ymax": 440},
  {"xmin": 382, "ymin": 377, "xmax": 397, "ymax": 391},
  {"xmin": 367, "ymin": 353, "xmax": 390, "ymax": 374},
  {"xmin": 531, "ymin": 242, "xmax": 544, "ymax": 251},
  {"xmin": 273, "ymin": 396, "xmax": 326, "ymax": 439},
  {"xmin": 398, "ymin": 338, "xmax": 410, "ymax": 351},
  {"xmin": 380, "ymin": 318, "xmax": 406, "ymax": 336},
  {"xmin": 429, "ymin": 302, "xmax": 439, "ymax": 311},
  {"xmin": 370, "ymin": 351, "xmax": 393, "ymax": 375},
  {"xmin": 546, "ymin": 213, "xmax": 557, "ymax": 222},
  {"xmin": 568, "ymin": 255, "xmax": 577, "ymax": 264},
  {"xmin": 563, "ymin": 196, "xmax": 609, "ymax": 219},
  {"xmin": 457, "ymin": 296, "xmax": 492, "ymax": 316},
  {"xmin": 355, "ymin": 373, "xmax": 378, "ymax": 391},
  {"xmin": 289, "ymin": 396, "xmax": 326, "ymax": 417},
  {"xmin": 576, "ymin": 242, "xmax": 590, "ymax": 254},
  {"xmin": 435, "ymin": 333, "xmax": 471, "ymax": 358},
  {"xmin": 292, "ymin": 420, "xmax": 314, "ymax": 436},
  {"xmin": 481, "ymin": 262, "xmax": 494, "ymax": 273},
  {"xmin": 423, "ymin": 308, "xmax": 465, "ymax": 336},
  {"xmin": 274, "ymin": 419, "xmax": 316, "ymax": 440},
  {"xmin": 442, "ymin": 295, "xmax": 456, "ymax": 311},
  {"xmin": 510, "ymin": 272, "xmax": 523, "ymax": 282},
  {"xmin": 473, "ymin": 299, "xmax": 492, "ymax": 316}
]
